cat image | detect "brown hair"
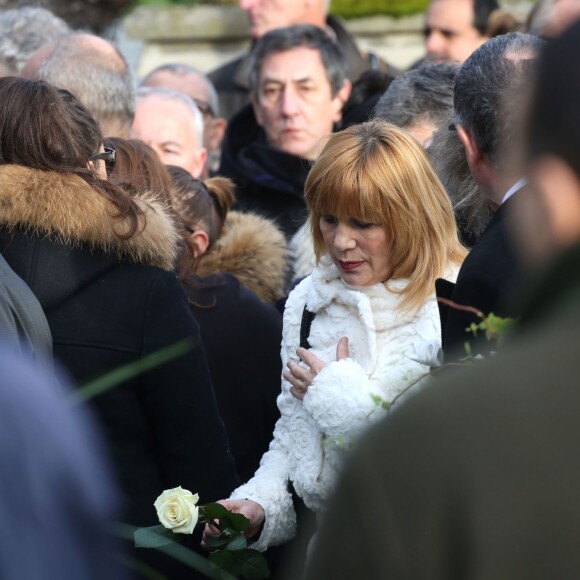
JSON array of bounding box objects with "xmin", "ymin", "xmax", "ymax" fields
[
  {"xmin": 166, "ymin": 166, "xmax": 236, "ymax": 278},
  {"xmin": 104, "ymin": 137, "xmax": 173, "ymax": 204},
  {"xmin": 305, "ymin": 120, "xmax": 466, "ymax": 313},
  {"xmin": 167, "ymin": 167, "xmax": 235, "ymax": 247},
  {"xmin": 0, "ymin": 76, "xmax": 142, "ymax": 239}
]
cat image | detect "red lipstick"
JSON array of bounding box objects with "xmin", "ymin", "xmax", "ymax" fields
[{"xmin": 338, "ymin": 260, "xmax": 365, "ymax": 271}]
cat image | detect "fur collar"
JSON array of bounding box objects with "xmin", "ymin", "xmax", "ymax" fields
[
  {"xmin": 196, "ymin": 210, "xmax": 288, "ymax": 303},
  {"xmin": 0, "ymin": 165, "xmax": 178, "ymax": 270}
]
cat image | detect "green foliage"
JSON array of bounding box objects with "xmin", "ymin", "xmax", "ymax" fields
[
  {"xmin": 331, "ymin": 0, "xmax": 429, "ymax": 18},
  {"xmin": 466, "ymin": 312, "xmax": 516, "ymax": 348},
  {"xmin": 134, "ymin": 524, "xmax": 176, "ymax": 548},
  {"xmin": 134, "ymin": 0, "xmax": 430, "ymax": 18}
]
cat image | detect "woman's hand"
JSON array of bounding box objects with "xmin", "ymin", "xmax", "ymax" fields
[
  {"xmin": 201, "ymin": 499, "xmax": 265, "ymax": 548},
  {"xmin": 284, "ymin": 337, "xmax": 349, "ymax": 400}
]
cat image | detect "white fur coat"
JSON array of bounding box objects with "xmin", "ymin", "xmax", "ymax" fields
[{"xmin": 231, "ymin": 256, "xmax": 455, "ymax": 550}]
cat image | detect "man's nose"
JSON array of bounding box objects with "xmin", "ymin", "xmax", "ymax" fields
[
  {"xmin": 281, "ymin": 88, "xmax": 300, "ymax": 117},
  {"xmin": 426, "ymin": 30, "xmax": 447, "ymax": 58}
]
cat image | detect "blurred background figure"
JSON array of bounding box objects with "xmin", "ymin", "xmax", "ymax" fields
[
  {"xmin": 209, "ymin": 0, "xmax": 397, "ymax": 121},
  {"xmin": 304, "ymin": 22, "xmax": 580, "ymax": 580},
  {"xmin": 23, "ymin": 32, "xmax": 135, "ymax": 139},
  {"xmin": 0, "ymin": 6, "xmax": 69, "ymax": 76},
  {"xmin": 423, "ymin": 0, "xmax": 521, "ymax": 64},
  {"xmin": 0, "ymin": 253, "xmax": 53, "ymax": 372},
  {"xmin": 374, "ymin": 61, "xmax": 458, "ymax": 148},
  {"xmin": 339, "ymin": 69, "xmax": 395, "ymax": 129},
  {"xmin": 141, "ymin": 63, "xmax": 228, "ymax": 177},
  {"xmin": 0, "ymin": 345, "xmax": 126, "ymax": 580},
  {"xmin": 131, "ymin": 86, "xmax": 207, "ymax": 178},
  {"xmin": 527, "ymin": 0, "xmax": 580, "ymax": 38}
]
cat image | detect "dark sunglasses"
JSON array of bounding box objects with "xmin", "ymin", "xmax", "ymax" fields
[{"xmin": 90, "ymin": 147, "xmax": 116, "ymax": 174}]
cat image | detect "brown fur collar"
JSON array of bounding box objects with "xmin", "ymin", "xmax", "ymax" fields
[
  {"xmin": 196, "ymin": 211, "xmax": 289, "ymax": 303},
  {"xmin": 0, "ymin": 165, "xmax": 178, "ymax": 270}
]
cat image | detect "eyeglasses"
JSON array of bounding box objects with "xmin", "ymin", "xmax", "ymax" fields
[
  {"xmin": 192, "ymin": 98, "xmax": 215, "ymax": 119},
  {"xmin": 90, "ymin": 147, "xmax": 116, "ymax": 174}
]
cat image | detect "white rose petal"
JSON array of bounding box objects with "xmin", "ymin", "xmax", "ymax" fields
[{"xmin": 154, "ymin": 486, "xmax": 199, "ymax": 535}]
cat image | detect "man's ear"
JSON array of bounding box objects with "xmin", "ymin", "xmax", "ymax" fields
[
  {"xmin": 187, "ymin": 230, "xmax": 210, "ymax": 259},
  {"xmin": 207, "ymin": 118, "xmax": 227, "ymax": 152},
  {"xmin": 457, "ymin": 124, "xmax": 494, "ymax": 190},
  {"xmin": 191, "ymin": 147, "xmax": 208, "ymax": 179},
  {"xmin": 331, "ymin": 79, "xmax": 352, "ymax": 124},
  {"xmin": 532, "ymin": 155, "xmax": 580, "ymax": 249}
]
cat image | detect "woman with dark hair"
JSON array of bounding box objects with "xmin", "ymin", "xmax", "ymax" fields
[
  {"xmin": 0, "ymin": 78, "xmax": 238, "ymax": 556},
  {"xmin": 166, "ymin": 166, "xmax": 285, "ymax": 483},
  {"xmin": 168, "ymin": 166, "xmax": 288, "ymax": 304},
  {"xmin": 104, "ymin": 136, "xmax": 175, "ymax": 201}
]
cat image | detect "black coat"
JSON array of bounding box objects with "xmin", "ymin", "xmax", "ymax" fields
[
  {"xmin": 184, "ymin": 273, "xmax": 282, "ymax": 483},
  {"xmin": 0, "ymin": 167, "xmax": 239, "ymax": 530},
  {"xmin": 444, "ymin": 191, "xmax": 525, "ymax": 358},
  {"xmin": 219, "ymin": 104, "xmax": 311, "ymax": 240}
]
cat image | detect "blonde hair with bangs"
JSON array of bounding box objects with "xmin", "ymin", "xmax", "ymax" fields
[{"xmin": 305, "ymin": 120, "xmax": 467, "ymax": 313}]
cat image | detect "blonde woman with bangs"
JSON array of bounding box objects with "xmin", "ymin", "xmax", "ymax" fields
[{"xmin": 204, "ymin": 120, "xmax": 466, "ymax": 553}]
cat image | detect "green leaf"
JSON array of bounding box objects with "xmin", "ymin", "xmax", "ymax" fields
[
  {"xmin": 225, "ymin": 534, "xmax": 247, "ymax": 551},
  {"xmin": 209, "ymin": 551, "xmax": 240, "ymax": 576},
  {"xmin": 202, "ymin": 504, "xmax": 251, "ymax": 533},
  {"xmin": 134, "ymin": 525, "xmax": 175, "ymax": 548},
  {"xmin": 204, "ymin": 535, "xmax": 231, "ymax": 550},
  {"xmin": 202, "ymin": 503, "xmax": 232, "ymax": 520},
  {"xmin": 209, "ymin": 549, "xmax": 270, "ymax": 580},
  {"xmin": 72, "ymin": 338, "xmax": 195, "ymax": 403},
  {"xmin": 237, "ymin": 550, "xmax": 270, "ymax": 580},
  {"xmin": 221, "ymin": 513, "xmax": 251, "ymax": 532}
]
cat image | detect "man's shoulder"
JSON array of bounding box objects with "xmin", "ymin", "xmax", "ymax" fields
[{"xmin": 208, "ymin": 54, "xmax": 247, "ymax": 86}]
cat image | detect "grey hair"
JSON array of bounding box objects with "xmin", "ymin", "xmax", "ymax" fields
[
  {"xmin": 454, "ymin": 32, "xmax": 543, "ymax": 164},
  {"xmin": 428, "ymin": 118, "xmax": 493, "ymax": 244},
  {"xmin": 0, "ymin": 7, "xmax": 69, "ymax": 75},
  {"xmin": 374, "ymin": 61, "xmax": 458, "ymax": 132},
  {"xmin": 33, "ymin": 33, "xmax": 135, "ymax": 138},
  {"xmin": 141, "ymin": 63, "xmax": 221, "ymax": 117},
  {"xmin": 136, "ymin": 86, "xmax": 204, "ymax": 148},
  {"xmin": 248, "ymin": 24, "xmax": 347, "ymax": 99}
]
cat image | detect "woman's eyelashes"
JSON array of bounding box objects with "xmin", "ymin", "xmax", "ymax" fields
[{"xmin": 350, "ymin": 219, "xmax": 375, "ymax": 230}]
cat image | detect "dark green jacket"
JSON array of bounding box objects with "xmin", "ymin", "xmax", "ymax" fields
[{"xmin": 304, "ymin": 243, "xmax": 580, "ymax": 580}]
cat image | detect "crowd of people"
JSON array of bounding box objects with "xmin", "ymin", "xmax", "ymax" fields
[{"xmin": 1, "ymin": 1, "xmax": 580, "ymax": 579}]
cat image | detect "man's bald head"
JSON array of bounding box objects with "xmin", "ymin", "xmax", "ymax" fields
[{"xmin": 26, "ymin": 33, "xmax": 135, "ymax": 138}]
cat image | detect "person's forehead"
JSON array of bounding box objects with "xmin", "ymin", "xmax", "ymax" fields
[
  {"xmin": 427, "ymin": 0, "xmax": 476, "ymax": 32},
  {"xmin": 259, "ymin": 47, "xmax": 329, "ymax": 83},
  {"xmin": 136, "ymin": 97, "xmax": 197, "ymax": 136},
  {"xmin": 146, "ymin": 70, "xmax": 210, "ymax": 103}
]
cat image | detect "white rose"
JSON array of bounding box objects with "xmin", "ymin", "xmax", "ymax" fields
[{"xmin": 154, "ymin": 486, "xmax": 199, "ymax": 534}]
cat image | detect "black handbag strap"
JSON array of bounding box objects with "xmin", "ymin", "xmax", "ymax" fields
[{"xmin": 300, "ymin": 306, "xmax": 316, "ymax": 350}]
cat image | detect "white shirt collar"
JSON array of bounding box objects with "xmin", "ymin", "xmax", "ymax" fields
[{"xmin": 501, "ymin": 178, "xmax": 527, "ymax": 205}]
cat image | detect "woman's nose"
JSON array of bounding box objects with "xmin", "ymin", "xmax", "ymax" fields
[{"xmin": 333, "ymin": 223, "xmax": 357, "ymax": 251}]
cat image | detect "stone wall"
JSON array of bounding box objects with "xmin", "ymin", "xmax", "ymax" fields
[{"xmin": 121, "ymin": 1, "xmax": 533, "ymax": 79}]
